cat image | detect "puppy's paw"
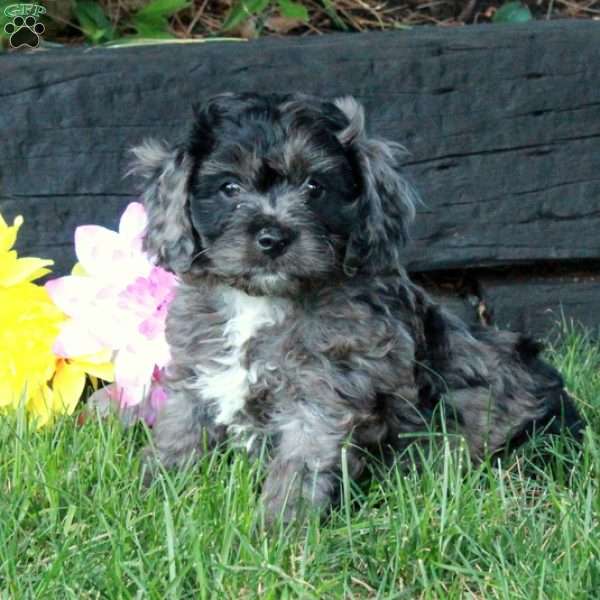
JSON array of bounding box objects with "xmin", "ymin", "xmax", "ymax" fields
[
  {"xmin": 261, "ymin": 459, "xmax": 333, "ymax": 527},
  {"xmin": 140, "ymin": 444, "xmax": 202, "ymax": 487},
  {"xmin": 261, "ymin": 484, "xmax": 307, "ymax": 527}
]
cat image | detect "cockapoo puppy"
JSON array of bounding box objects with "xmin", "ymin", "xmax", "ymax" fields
[{"xmin": 133, "ymin": 93, "xmax": 582, "ymax": 523}]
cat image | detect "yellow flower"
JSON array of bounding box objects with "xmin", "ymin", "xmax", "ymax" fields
[
  {"xmin": 0, "ymin": 214, "xmax": 53, "ymax": 287},
  {"xmin": 26, "ymin": 351, "xmax": 115, "ymax": 429},
  {"xmin": 0, "ymin": 213, "xmax": 114, "ymax": 428},
  {"xmin": 0, "ymin": 283, "xmax": 61, "ymax": 411}
]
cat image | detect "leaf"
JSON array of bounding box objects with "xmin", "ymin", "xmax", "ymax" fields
[
  {"xmin": 135, "ymin": 0, "xmax": 191, "ymax": 19},
  {"xmin": 128, "ymin": 0, "xmax": 189, "ymax": 37},
  {"xmin": 277, "ymin": 0, "xmax": 309, "ymax": 21},
  {"xmin": 320, "ymin": 0, "xmax": 347, "ymax": 31},
  {"xmin": 222, "ymin": 0, "xmax": 270, "ymax": 31},
  {"xmin": 131, "ymin": 15, "xmax": 176, "ymax": 38},
  {"xmin": 492, "ymin": 2, "xmax": 533, "ymax": 23},
  {"xmin": 74, "ymin": 0, "xmax": 115, "ymax": 44}
]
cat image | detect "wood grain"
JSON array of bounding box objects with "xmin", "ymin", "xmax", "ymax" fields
[{"xmin": 1, "ymin": 21, "xmax": 599, "ymax": 336}]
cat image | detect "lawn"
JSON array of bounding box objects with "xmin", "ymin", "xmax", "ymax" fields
[{"xmin": 1, "ymin": 327, "xmax": 599, "ymax": 599}]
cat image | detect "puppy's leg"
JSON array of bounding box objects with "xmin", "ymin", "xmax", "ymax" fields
[
  {"xmin": 442, "ymin": 386, "xmax": 538, "ymax": 459},
  {"xmin": 142, "ymin": 388, "xmax": 223, "ymax": 483},
  {"xmin": 424, "ymin": 306, "xmax": 584, "ymax": 458},
  {"xmin": 261, "ymin": 406, "xmax": 359, "ymax": 525}
]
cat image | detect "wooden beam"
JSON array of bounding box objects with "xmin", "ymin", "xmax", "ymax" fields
[{"xmin": 1, "ymin": 21, "xmax": 599, "ymax": 275}]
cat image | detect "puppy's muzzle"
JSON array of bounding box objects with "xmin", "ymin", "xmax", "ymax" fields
[{"xmin": 255, "ymin": 225, "xmax": 294, "ymax": 259}]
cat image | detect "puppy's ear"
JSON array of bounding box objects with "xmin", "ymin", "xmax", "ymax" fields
[
  {"xmin": 129, "ymin": 140, "xmax": 197, "ymax": 273},
  {"xmin": 334, "ymin": 97, "xmax": 417, "ymax": 276}
]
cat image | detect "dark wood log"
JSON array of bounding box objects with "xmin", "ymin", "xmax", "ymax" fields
[
  {"xmin": 1, "ymin": 21, "xmax": 599, "ymax": 276},
  {"xmin": 480, "ymin": 274, "xmax": 600, "ymax": 338},
  {"xmin": 1, "ymin": 21, "xmax": 599, "ymax": 338}
]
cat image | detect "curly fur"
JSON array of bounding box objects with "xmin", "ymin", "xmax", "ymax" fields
[{"xmin": 132, "ymin": 93, "xmax": 583, "ymax": 523}]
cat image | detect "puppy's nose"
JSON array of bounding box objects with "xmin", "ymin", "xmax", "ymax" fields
[{"xmin": 255, "ymin": 226, "xmax": 292, "ymax": 258}]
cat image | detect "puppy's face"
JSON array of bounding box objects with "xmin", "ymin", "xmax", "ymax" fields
[
  {"xmin": 133, "ymin": 93, "xmax": 416, "ymax": 296},
  {"xmin": 188, "ymin": 97, "xmax": 361, "ymax": 294}
]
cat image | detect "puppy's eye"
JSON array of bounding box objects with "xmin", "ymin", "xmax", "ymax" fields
[
  {"xmin": 306, "ymin": 179, "xmax": 324, "ymax": 200},
  {"xmin": 220, "ymin": 182, "xmax": 242, "ymax": 197}
]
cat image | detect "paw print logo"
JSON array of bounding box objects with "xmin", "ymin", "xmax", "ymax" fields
[{"xmin": 4, "ymin": 15, "xmax": 45, "ymax": 48}]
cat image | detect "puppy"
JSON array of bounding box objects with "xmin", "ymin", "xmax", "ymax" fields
[{"xmin": 133, "ymin": 93, "xmax": 583, "ymax": 522}]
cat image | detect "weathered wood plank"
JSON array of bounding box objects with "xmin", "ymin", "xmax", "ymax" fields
[
  {"xmin": 0, "ymin": 195, "xmax": 130, "ymax": 275},
  {"xmin": 1, "ymin": 20, "xmax": 599, "ymax": 277},
  {"xmin": 480, "ymin": 274, "xmax": 600, "ymax": 337}
]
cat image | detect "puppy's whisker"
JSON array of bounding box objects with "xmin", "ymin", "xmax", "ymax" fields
[
  {"xmin": 191, "ymin": 248, "xmax": 210, "ymax": 262},
  {"xmin": 324, "ymin": 239, "xmax": 338, "ymax": 262}
]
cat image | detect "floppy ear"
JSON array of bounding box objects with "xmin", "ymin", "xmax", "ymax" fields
[
  {"xmin": 129, "ymin": 140, "xmax": 197, "ymax": 273},
  {"xmin": 334, "ymin": 97, "xmax": 417, "ymax": 276}
]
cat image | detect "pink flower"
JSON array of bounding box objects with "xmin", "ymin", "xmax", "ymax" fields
[
  {"xmin": 45, "ymin": 202, "xmax": 176, "ymax": 423},
  {"xmin": 88, "ymin": 366, "xmax": 168, "ymax": 427}
]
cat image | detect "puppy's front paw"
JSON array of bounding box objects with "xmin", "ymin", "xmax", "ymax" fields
[
  {"xmin": 139, "ymin": 444, "xmax": 200, "ymax": 487},
  {"xmin": 261, "ymin": 459, "xmax": 307, "ymax": 525},
  {"xmin": 261, "ymin": 459, "xmax": 332, "ymax": 527},
  {"xmin": 261, "ymin": 483, "xmax": 306, "ymax": 527}
]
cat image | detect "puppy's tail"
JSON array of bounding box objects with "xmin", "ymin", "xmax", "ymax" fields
[{"xmin": 423, "ymin": 306, "xmax": 585, "ymax": 447}]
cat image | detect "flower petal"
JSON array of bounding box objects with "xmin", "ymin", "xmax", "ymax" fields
[
  {"xmin": 76, "ymin": 349, "xmax": 113, "ymax": 364},
  {"xmin": 0, "ymin": 214, "xmax": 23, "ymax": 253},
  {"xmin": 53, "ymin": 362, "xmax": 86, "ymax": 416},
  {"xmin": 71, "ymin": 262, "xmax": 87, "ymax": 276},
  {"xmin": 75, "ymin": 358, "xmax": 115, "ymax": 382},
  {"xmin": 118, "ymin": 202, "xmax": 148, "ymax": 246},
  {"xmin": 0, "ymin": 379, "xmax": 17, "ymax": 408},
  {"xmin": 52, "ymin": 319, "xmax": 107, "ymax": 358},
  {"xmin": 0, "ymin": 252, "xmax": 54, "ymax": 287},
  {"xmin": 152, "ymin": 337, "xmax": 172, "ymax": 369},
  {"xmin": 146, "ymin": 384, "xmax": 168, "ymax": 425},
  {"xmin": 75, "ymin": 224, "xmax": 122, "ymax": 277},
  {"xmin": 114, "ymin": 344, "xmax": 157, "ymax": 407},
  {"xmin": 27, "ymin": 384, "xmax": 54, "ymax": 429},
  {"xmin": 46, "ymin": 277, "xmax": 136, "ymax": 350},
  {"xmin": 45, "ymin": 276, "xmax": 106, "ymax": 318},
  {"xmin": 75, "ymin": 225, "xmax": 151, "ymax": 284}
]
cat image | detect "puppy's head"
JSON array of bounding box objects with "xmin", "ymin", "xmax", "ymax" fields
[{"xmin": 131, "ymin": 93, "xmax": 416, "ymax": 295}]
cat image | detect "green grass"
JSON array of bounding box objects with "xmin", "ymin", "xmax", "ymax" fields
[{"xmin": 1, "ymin": 328, "xmax": 599, "ymax": 599}]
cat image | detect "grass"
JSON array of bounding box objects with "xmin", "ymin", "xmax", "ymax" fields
[{"xmin": 1, "ymin": 327, "xmax": 599, "ymax": 598}]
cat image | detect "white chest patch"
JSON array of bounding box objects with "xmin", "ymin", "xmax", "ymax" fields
[{"xmin": 195, "ymin": 287, "xmax": 289, "ymax": 427}]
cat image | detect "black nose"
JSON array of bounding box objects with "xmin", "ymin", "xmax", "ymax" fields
[{"xmin": 255, "ymin": 226, "xmax": 292, "ymax": 258}]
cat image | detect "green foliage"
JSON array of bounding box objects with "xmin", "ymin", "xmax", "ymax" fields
[
  {"xmin": 493, "ymin": 1, "xmax": 533, "ymax": 23},
  {"xmin": 0, "ymin": 328, "xmax": 599, "ymax": 597},
  {"xmin": 223, "ymin": 0, "xmax": 270, "ymax": 31},
  {"xmin": 319, "ymin": 0, "xmax": 347, "ymax": 30},
  {"xmin": 72, "ymin": 0, "xmax": 191, "ymax": 45},
  {"xmin": 223, "ymin": 0, "xmax": 309, "ymax": 32},
  {"xmin": 131, "ymin": 0, "xmax": 191, "ymax": 39},
  {"xmin": 277, "ymin": 0, "xmax": 309, "ymax": 21},
  {"xmin": 74, "ymin": 1, "xmax": 115, "ymax": 44}
]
